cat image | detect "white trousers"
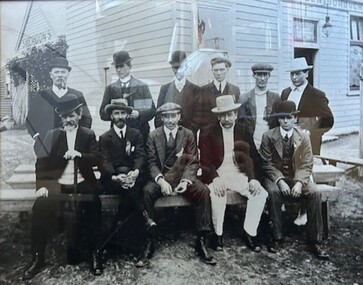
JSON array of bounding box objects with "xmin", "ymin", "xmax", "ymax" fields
[{"xmin": 208, "ymin": 173, "xmax": 268, "ymax": 237}]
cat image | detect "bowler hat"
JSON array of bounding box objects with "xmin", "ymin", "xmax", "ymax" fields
[
  {"xmin": 275, "ymin": 101, "xmax": 300, "ymax": 117},
  {"xmin": 55, "ymin": 94, "xmax": 83, "ymax": 115},
  {"xmin": 210, "ymin": 54, "xmax": 232, "ymax": 68},
  {"xmin": 105, "ymin": 98, "xmax": 133, "ymax": 114},
  {"xmin": 251, "ymin": 63, "xmax": 274, "ymax": 73},
  {"xmin": 112, "ymin": 51, "xmax": 132, "ymax": 66},
  {"xmin": 286, "ymin": 57, "xmax": 313, "ymax": 72},
  {"xmin": 157, "ymin": 102, "xmax": 181, "ymax": 114},
  {"xmin": 50, "ymin": 57, "xmax": 72, "ymax": 71},
  {"xmin": 211, "ymin": 95, "xmax": 241, "ymax": 113},
  {"xmin": 169, "ymin": 51, "xmax": 187, "ymax": 67}
]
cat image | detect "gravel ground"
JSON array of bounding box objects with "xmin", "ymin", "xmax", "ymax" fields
[{"xmin": 0, "ymin": 130, "xmax": 362, "ymax": 285}]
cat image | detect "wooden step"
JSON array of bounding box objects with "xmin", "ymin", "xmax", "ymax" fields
[
  {"xmin": 312, "ymin": 164, "xmax": 344, "ymax": 184},
  {"xmin": 14, "ymin": 164, "xmax": 34, "ymax": 174},
  {"xmin": 6, "ymin": 173, "xmax": 35, "ymax": 189}
]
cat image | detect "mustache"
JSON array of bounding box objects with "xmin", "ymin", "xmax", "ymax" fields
[
  {"xmin": 114, "ymin": 118, "xmax": 126, "ymax": 124},
  {"xmin": 63, "ymin": 120, "xmax": 77, "ymax": 127}
]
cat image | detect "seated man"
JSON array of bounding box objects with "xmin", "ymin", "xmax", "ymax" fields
[
  {"xmin": 199, "ymin": 95, "xmax": 268, "ymax": 252},
  {"xmin": 140, "ymin": 103, "xmax": 216, "ymax": 266},
  {"xmin": 22, "ymin": 94, "xmax": 102, "ymax": 280},
  {"xmin": 98, "ymin": 99, "xmax": 155, "ymax": 261},
  {"xmin": 260, "ymin": 100, "xmax": 329, "ymax": 259}
]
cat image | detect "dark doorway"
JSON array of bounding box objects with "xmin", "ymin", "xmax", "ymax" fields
[{"xmin": 294, "ymin": 48, "xmax": 317, "ymax": 86}]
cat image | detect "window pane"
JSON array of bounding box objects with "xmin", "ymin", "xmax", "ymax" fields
[{"xmin": 349, "ymin": 45, "xmax": 363, "ymax": 91}]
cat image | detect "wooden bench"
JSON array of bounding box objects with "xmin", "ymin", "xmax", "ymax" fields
[
  {"xmin": 0, "ymin": 185, "xmax": 341, "ymax": 237},
  {"xmin": 316, "ymin": 154, "xmax": 363, "ymax": 176}
]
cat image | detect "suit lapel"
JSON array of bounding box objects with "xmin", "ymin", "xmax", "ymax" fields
[
  {"xmin": 271, "ymin": 128, "xmax": 283, "ymax": 159},
  {"xmin": 249, "ymin": 90, "xmax": 257, "ymax": 120},
  {"xmin": 155, "ymin": 128, "xmax": 166, "ymax": 166},
  {"xmin": 292, "ymin": 128, "xmax": 302, "ymax": 158}
]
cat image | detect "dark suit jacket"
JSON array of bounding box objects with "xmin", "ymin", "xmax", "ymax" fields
[
  {"xmin": 199, "ymin": 122, "xmax": 260, "ymax": 184},
  {"xmin": 99, "ymin": 76, "xmax": 156, "ymax": 139},
  {"xmin": 193, "ymin": 81, "xmax": 241, "ymax": 132},
  {"xmin": 26, "ymin": 88, "xmax": 92, "ymax": 154},
  {"xmin": 260, "ymin": 127, "xmax": 313, "ymax": 186},
  {"xmin": 98, "ymin": 127, "xmax": 146, "ymax": 183},
  {"xmin": 35, "ymin": 126, "xmax": 100, "ymax": 194},
  {"xmin": 238, "ymin": 89, "xmax": 280, "ymax": 135},
  {"xmin": 154, "ymin": 79, "xmax": 200, "ymax": 132},
  {"xmin": 281, "ymin": 84, "xmax": 334, "ymax": 155},
  {"xmin": 146, "ymin": 126, "xmax": 198, "ymax": 186}
]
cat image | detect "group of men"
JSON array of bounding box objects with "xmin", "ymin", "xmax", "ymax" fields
[{"xmin": 22, "ymin": 49, "xmax": 334, "ymax": 279}]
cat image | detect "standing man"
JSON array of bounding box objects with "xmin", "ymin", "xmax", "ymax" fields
[
  {"xmin": 238, "ymin": 63, "xmax": 280, "ymax": 150},
  {"xmin": 194, "ymin": 54, "xmax": 240, "ymax": 132},
  {"xmin": 140, "ymin": 103, "xmax": 216, "ymax": 267},
  {"xmin": 99, "ymin": 51, "xmax": 156, "ymax": 141},
  {"xmin": 98, "ymin": 98, "xmax": 155, "ymax": 264},
  {"xmin": 154, "ymin": 50, "xmax": 200, "ymax": 133},
  {"xmin": 281, "ymin": 57, "xmax": 334, "ymax": 155},
  {"xmin": 260, "ymin": 100, "xmax": 329, "ymax": 259},
  {"xmin": 26, "ymin": 56, "xmax": 92, "ymax": 157},
  {"xmin": 22, "ymin": 94, "xmax": 102, "ymax": 280},
  {"xmin": 199, "ymin": 95, "xmax": 268, "ymax": 252}
]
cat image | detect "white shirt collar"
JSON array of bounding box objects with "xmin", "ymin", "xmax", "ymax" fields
[
  {"xmin": 254, "ymin": 87, "xmax": 267, "ymax": 96},
  {"xmin": 163, "ymin": 126, "xmax": 178, "ymax": 139},
  {"xmin": 113, "ymin": 124, "xmax": 127, "ymax": 138},
  {"xmin": 213, "ymin": 79, "xmax": 227, "ymax": 92},
  {"xmin": 64, "ymin": 126, "xmax": 79, "ymax": 151},
  {"xmin": 279, "ymin": 127, "xmax": 293, "ymax": 139},
  {"xmin": 120, "ymin": 75, "xmax": 131, "ymax": 84},
  {"xmin": 291, "ymin": 81, "xmax": 308, "ymax": 92},
  {"xmin": 52, "ymin": 85, "xmax": 68, "ymax": 97},
  {"xmin": 174, "ymin": 77, "xmax": 186, "ymax": 91},
  {"xmin": 220, "ymin": 122, "xmax": 235, "ymax": 131}
]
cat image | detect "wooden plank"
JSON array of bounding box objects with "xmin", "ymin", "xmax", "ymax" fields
[
  {"xmin": 316, "ymin": 155, "xmax": 363, "ymax": 167},
  {"xmin": 312, "ymin": 164, "xmax": 345, "ymax": 185}
]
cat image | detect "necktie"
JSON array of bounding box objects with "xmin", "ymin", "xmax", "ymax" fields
[
  {"xmin": 167, "ymin": 132, "xmax": 175, "ymax": 148},
  {"xmin": 219, "ymin": 83, "xmax": 222, "ymax": 93},
  {"xmin": 284, "ymin": 134, "xmax": 289, "ymax": 142},
  {"xmin": 121, "ymin": 81, "xmax": 129, "ymax": 88},
  {"xmin": 120, "ymin": 130, "xmax": 124, "ymax": 139}
]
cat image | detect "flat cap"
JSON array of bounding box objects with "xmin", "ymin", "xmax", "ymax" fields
[
  {"xmin": 157, "ymin": 102, "xmax": 182, "ymax": 114},
  {"xmin": 251, "ymin": 63, "xmax": 274, "ymax": 73}
]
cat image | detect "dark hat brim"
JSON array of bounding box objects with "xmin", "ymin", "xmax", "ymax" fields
[
  {"xmin": 111, "ymin": 58, "xmax": 133, "ymax": 66},
  {"xmin": 105, "ymin": 104, "xmax": 133, "ymax": 114},
  {"xmin": 55, "ymin": 103, "xmax": 83, "ymax": 115}
]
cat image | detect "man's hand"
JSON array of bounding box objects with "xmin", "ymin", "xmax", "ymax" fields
[
  {"xmin": 212, "ymin": 177, "xmax": 227, "ymax": 197},
  {"xmin": 249, "ymin": 179, "xmax": 262, "ymax": 197},
  {"xmin": 35, "ymin": 187, "xmax": 49, "ymax": 198},
  {"xmin": 157, "ymin": 177, "xmax": 173, "ymax": 196},
  {"xmin": 174, "ymin": 180, "xmax": 188, "ymax": 194},
  {"xmin": 127, "ymin": 169, "xmax": 139, "ymax": 181},
  {"xmin": 291, "ymin": 181, "xmax": 303, "ymax": 198},
  {"xmin": 64, "ymin": 150, "xmax": 82, "ymax": 160},
  {"xmin": 277, "ymin": 179, "xmax": 291, "ymax": 196},
  {"xmin": 129, "ymin": 110, "xmax": 139, "ymax": 119}
]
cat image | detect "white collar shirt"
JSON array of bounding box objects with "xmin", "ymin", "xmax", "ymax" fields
[
  {"xmin": 52, "ymin": 85, "xmax": 68, "ymax": 98},
  {"xmin": 213, "ymin": 79, "xmax": 227, "ymax": 93},
  {"xmin": 288, "ymin": 81, "xmax": 308, "ymax": 108},
  {"xmin": 279, "ymin": 127, "xmax": 293, "ymax": 139},
  {"xmin": 65, "ymin": 126, "xmax": 79, "ymax": 151},
  {"xmin": 113, "ymin": 125, "xmax": 127, "ymax": 139},
  {"xmin": 174, "ymin": 77, "xmax": 186, "ymax": 92},
  {"xmin": 119, "ymin": 75, "xmax": 132, "ymax": 87},
  {"xmin": 163, "ymin": 126, "xmax": 178, "ymax": 140}
]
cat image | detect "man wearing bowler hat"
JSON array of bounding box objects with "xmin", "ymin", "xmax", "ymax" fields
[
  {"xmin": 154, "ymin": 50, "xmax": 200, "ymax": 133},
  {"xmin": 238, "ymin": 63, "xmax": 280, "ymax": 150},
  {"xmin": 26, "ymin": 56, "xmax": 92, "ymax": 157},
  {"xmin": 193, "ymin": 54, "xmax": 240, "ymax": 132},
  {"xmin": 199, "ymin": 95, "xmax": 268, "ymax": 253},
  {"xmin": 100, "ymin": 51, "xmax": 156, "ymax": 142},
  {"xmin": 139, "ymin": 102, "xmax": 216, "ymax": 267},
  {"xmin": 22, "ymin": 94, "xmax": 102, "ymax": 279},
  {"xmin": 260, "ymin": 100, "xmax": 329, "ymax": 259},
  {"xmin": 281, "ymin": 57, "xmax": 334, "ymax": 155}
]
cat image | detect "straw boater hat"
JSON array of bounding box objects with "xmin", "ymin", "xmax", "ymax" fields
[
  {"xmin": 157, "ymin": 102, "xmax": 182, "ymax": 114},
  {"xmin": 111, "ymin": 51, "xmax": 133, "ymax": 66},
  {"xmin": 211, "ymin": 95, "xmax": 241, "ymax": 113},
  {"xmin": 169, "ymin": 51, "xmax": 187, "ymax": 67},
  {"xmin": 251, "ymin": 63, "xmax": 274, "ymax": 74},
  {"xmin": 286, "ymin": 57, "xmax": 313, "ymax": 72},
  {"xmin": 50, "ymin": 57, "xmax": 72, "ymax": 71},
  {"xmin": 55, "ymin": 94, "xmax": 83, "ymax": 115},
  {"xmin": 275, "ymin": 101, "xmax": 300, "ymax": 118},
  {"xmin": 105, "ymin": 98, "xmax": 133, "ymax": 114}
]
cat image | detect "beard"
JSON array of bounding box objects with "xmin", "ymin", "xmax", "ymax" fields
[
  {"xmin": 114, "ymin": 118, "xmax": 126, "ymax": 129},
  {"xmin": 63, "ymin": 120, "xmax": 78, "ymax": 131}
]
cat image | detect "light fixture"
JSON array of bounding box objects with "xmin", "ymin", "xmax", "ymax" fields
[{"xmin": 322, "ymin": 15, "xmax": 333, "ymax": 37}]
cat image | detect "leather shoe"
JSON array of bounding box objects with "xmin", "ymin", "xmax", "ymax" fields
[
  {"xmin": 90, "ymin": 251, "xmax": 103, "ymax": 276},
  {"xmin": 211, "ymin": 234, "xmax": 223, "ymax": 251},
  {"xmin": 267, "ymin": 239, "xmax": 283, "ymax": 253},
  {"xmin": 22, "ymin": 253, "xmax": 45, "ymax": 280},
  {"xmin": 242, "ymin": 230, "xmax": 260, "ymax": 252},
  {"xmin": 308, "ymin": 243, "xmax": 330, "ymax": 260},
  {"xmin": 143, "ymin": 210, "xmax": 157, "ymax": 232},
  {"xmin": 195, "ymin": 236, "xmax": 217, "ymax": 265},
  {"xmin": 135, "ymin": 239, "xmax": 155, "ymax": 267}
]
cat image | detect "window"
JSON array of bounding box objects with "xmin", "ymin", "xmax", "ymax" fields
[{"xmin": 350, "ymin": 16, "xmax": 363, "ymax": 92}]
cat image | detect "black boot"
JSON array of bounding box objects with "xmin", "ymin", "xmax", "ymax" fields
[
  {"xmin": 211, "ymin": 234, "xmax": 223, "ymax": 251},
  {"xmin": 22, "ymin": 252, "xmax": 45, "ymax": 280},
  {"xmin": 135, "ymin": 238, "xmax": 155, "ymax": 267},
  {"xmin": 242, "ymin": 229, "xmax": 261, "ymax": 252},
  {"xmin": 90, "ymin": 250, "xmax": 103, "ymax": 276},
  {"xmin": 195, "ymin": 235, "xmax": 217, "ymax": 265},
  {"xmin": 143, "ymin": 210, "xmax": 157, "ymax": 232}
]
